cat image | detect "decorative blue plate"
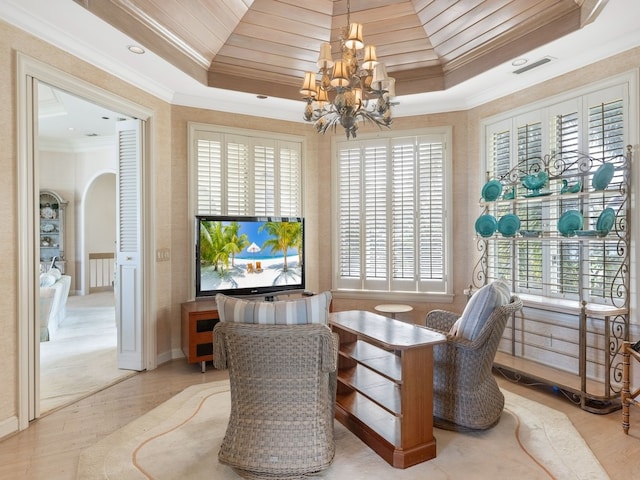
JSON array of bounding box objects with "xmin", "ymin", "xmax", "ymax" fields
[
  {"xmin": 498, "ymin": 214, "xmax": 521, "ymax": 237},
  {"xmin": 557, "ymin": 210, "xmax": 583, "ymax": 237},
  {"xmin": 481, "ymin": 179, "xmax": 503, "ymax": 202},
  {"xmin": 592, "ymin": 163, "xmax": 614, "ymax": 191},
  {"xmin": 475, "ymin": 214, "xmax": 498, "ymax": 238},
  {"xmin": 596, "ymin": 208, "xmax": 615, "ymax": 235}
]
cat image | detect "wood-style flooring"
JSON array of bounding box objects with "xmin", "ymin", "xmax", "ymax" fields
[{"xmin": 0, "ymin": 359, "xmax": 638, "ymax": 479}]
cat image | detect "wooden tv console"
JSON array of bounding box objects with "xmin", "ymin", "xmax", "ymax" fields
[
  {"xmin": 329, "ymin": 310, "xmax": 446, "ymax": 468},
  {"xmin": 181, "ymin": 299, "xmax": 219, "ymax": 372}
]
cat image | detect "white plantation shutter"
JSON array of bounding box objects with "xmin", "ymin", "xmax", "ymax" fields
[
  {"xmin": 335, "ymin": 132, "xmax": 450, "ymax": 294},
  {"xmin": 253, "ymin": 139, "xmax": 275, "ymax": 215},
  {"xmin": 196, "ymin": 133, "xmax": 222, "ymax": 214},
  {"xmin": 338, "ymin": 147, "xmax": 361, "ymax": 287},
  {"xmin": 392, "ymin": 139, "xmax": 415, "ymax": 285},
  {"xmin": 417, "ymin": 138, "xmax": 445, "ymax": 288},
  {"xmin": 226, "ymin": 135, "xmax": 250, "ymax": 215},
  {"xmin": 364, "ymin": 142, "xmax": 388, "ymax": 288},
  {"xmin": 279, "ymin": 142, "xmax": 302, "ymax": 217},
  {"xmin": 191, "ymin": 125, "xmax": 302, "ymax": 217}
]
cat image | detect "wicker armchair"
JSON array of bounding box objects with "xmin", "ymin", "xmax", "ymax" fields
[
  {"xmin": 213, "ymin": 322, "xmax": 338, "ymax": 480},
  {"xmin": 423, "ymin": 295, "xmax": 523, "ymax": 431}
]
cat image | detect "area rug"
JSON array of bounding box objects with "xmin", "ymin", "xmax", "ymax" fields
[{"xmin": 77, "ymin": 380, "xmax": 609, "ymax": 479}]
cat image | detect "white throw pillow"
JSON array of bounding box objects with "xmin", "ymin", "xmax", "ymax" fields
[
  {"xmin": 39, "ymin": 273, "xmax": 57, "ymax": 288},
  {"xmin": 215, "ymin": 291, "xmax": 332, "ymax": 325},
  {"xmin": 449, "ymin": 280, "xmax": 510, "ymax": 340}
]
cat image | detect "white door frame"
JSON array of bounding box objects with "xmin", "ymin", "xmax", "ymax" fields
[{"xmin": 16, "ymin": 53, "xmax": 157, "ymax": 428}]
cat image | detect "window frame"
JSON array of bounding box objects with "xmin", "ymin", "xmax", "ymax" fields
[
  {"xmin": 480, "ymin": 71, "xmax": 637, "ymax": 306},
  {"xmin": 331, "ymin": 127, "xmax": 453, "ymax": 302},
  {"xmin": 187, "ymin": 122, "xmax": 306, "ymax": 298}
]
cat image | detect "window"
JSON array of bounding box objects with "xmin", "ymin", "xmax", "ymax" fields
[
  {"xmin": 483, "ymin": 80, "xmax": 631, "ymax": 304},
  {"xmin": 189, "ymin": 124, "xmax": 303, "ymax": 216},
  {"xmin": 333, "ymin": 129, "xmax": 451, "ymax": 296}
]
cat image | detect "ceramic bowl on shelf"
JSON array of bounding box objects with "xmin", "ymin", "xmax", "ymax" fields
[
  {"xmin": 521, "ymin": 171, "xmax": 548, "ymax": 193},
  {"xmin": 520, "ymin": 230, "xmax": 541, "ymax": 237}
]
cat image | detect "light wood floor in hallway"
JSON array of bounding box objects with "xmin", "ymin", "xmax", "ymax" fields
[{"xmin": 1, "ymin": 360, "xmax": 639, "ymax": 479}]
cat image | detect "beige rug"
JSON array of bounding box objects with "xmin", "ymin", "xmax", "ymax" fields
[{"xmin": 77, "ymin": 380, "xmax": 609, "ymax": 480}]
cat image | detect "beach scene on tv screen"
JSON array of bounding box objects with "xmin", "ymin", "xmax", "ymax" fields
[{"xmin": 199, "ymin": 220, "xmax": 303, "ymax": 292}]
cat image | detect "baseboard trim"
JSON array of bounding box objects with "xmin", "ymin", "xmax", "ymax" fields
[{"xmin": 0, "ymin": 415, "xmax": 19, "ymax": 441}]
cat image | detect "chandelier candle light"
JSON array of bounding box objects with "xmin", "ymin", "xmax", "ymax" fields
[{"xmin": 301, "ymin": 1, "xmax": 395, "ymax": 139}]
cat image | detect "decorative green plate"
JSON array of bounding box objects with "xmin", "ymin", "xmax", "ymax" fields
[
  {"xmin": 481, "ymin": 180, "xmax": 502, "ymax": 202},
  {"xmin": 498, "ymin": 214, "xmax": 521, "ymax": 237},
  {"xmin": 557, "ymin": 210, "xmax": 583, "ymax": 237},
  {"xmin": 592, "ymin": 163, "xmax": 614, "ymax": 191},
  {"xmin": 596, "ymin": 208, "xmax": 615, "ymax": 235},
  {"xmin": 475, "ymin": 214, "xmax": 498, "ymax": 238}
]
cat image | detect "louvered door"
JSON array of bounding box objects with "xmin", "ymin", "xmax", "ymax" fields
[{"xmin": 115, "ymin": 119, "xmax": 144, "ymax": 371}]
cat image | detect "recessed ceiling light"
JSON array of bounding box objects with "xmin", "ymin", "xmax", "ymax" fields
[
  {"xmin": 511, "ymin": 58, "xmax": 528, "ymax": 67},
  {"xmin": 127, "ymin": 45, "xmax": 145, "ymax": 55}
]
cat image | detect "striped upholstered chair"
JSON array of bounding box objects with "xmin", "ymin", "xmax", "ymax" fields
[
  {"xmin": 423, "ymin": 281, "xmax": 522, "ymax": 431},
  {"xmin": 213, "ymin": 292, "xmax": 337, "ymax": 480}
]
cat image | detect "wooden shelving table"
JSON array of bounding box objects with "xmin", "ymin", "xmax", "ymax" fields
[
  {"xmin": 329, "ymin": 310, "xmax": 446, "ymax": 468},
  {"xmin": 622, "ymin": 341, "xmax": 640, "ymax": 434}
]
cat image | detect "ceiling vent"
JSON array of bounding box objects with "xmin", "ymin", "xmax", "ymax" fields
[{"xmin": 513, "ymin": 56, "xmax": 553, "ymax": 74}]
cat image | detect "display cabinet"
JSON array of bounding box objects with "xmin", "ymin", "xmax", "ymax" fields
[
  {"xmin": 473, "ymin": 146, "xmax": 631, "ymax": 413},
  {"xmin": 39, "ymin": 190, "xmax": 67, "ymax": 274}
]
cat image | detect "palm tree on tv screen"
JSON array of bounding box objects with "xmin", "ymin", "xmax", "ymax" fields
[
  {"xmin": 259, "ymin": 221, "xmax": 302, "ymax": 272},
  {"xmin": 201, "ymin": 221, "xmax": 248, "ymax": 273}
]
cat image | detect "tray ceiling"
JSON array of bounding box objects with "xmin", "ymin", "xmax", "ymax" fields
[{"xmin": 73, "ymin": 0, "xmax": 604, "ymax": 101}]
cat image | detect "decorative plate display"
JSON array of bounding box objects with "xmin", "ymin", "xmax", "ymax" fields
[
  {"xmin": 475, "ymin": 214, "xmax": 498, "ymax": 238},
  {"xmin": 481, "ymin": 179, "xmax": 503, "ymax": 202},
  {"xmin": 575, "ymin": 230, "xmax": 599, "ymax": 237},
  {"xmin": 596, "ymin": 208, "xmax": 615, "ymax": 236},
  {"xmin": 592, "ymin": 162, "xmax": 614, "ymax": 191},
  {"xmin": 498, "ymin": 214, "xmax": 521, "ymax": 237},
  {"xmin": 557, "ymin": 210, "xmax": 583, "ymax": 237}
]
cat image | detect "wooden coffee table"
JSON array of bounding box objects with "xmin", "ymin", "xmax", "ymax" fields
[{"xmin": 330, "ymin": 310, "xmax": 446, "ymax": 468}]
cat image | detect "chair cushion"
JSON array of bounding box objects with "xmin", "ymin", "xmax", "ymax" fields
[
  {"xmin": 216, "ymin": 291, "xmax": 332, "ymax": 325},
  {"xmin": 449, "ymin": 280, "xmax": 510, "ymax": 340}
]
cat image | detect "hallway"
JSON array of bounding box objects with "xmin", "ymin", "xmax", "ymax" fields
[{"xmin": 40, "ymin": 291, "xmax": 135, "ymax": 414}]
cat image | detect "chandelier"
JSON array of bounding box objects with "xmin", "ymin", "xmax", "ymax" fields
[{"xmin": 300, "ymin": 1, "xmax": 395, "ymax": 139}]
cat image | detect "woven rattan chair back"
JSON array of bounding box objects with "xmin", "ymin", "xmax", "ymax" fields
[{"xmin": 214, "ymin": 322, "xmax": 338, "ymax": 479}]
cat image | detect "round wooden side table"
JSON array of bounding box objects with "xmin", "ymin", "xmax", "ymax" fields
[{"xmin": 374, "ymin": 304, "xmax": 413, "ymax": 319}]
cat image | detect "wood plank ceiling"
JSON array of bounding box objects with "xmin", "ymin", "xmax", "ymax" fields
[{"xmin": 73, "ymin": 0, "xmax": 603, "ymax": 101}]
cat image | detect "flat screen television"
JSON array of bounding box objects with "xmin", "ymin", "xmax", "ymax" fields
[{"xmin": 195, "ymin": 215, "xmax": 305, "ymax": 298}]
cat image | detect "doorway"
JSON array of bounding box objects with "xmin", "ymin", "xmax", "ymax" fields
[{"xmin": 17, "ymin": 54, "xmax": 155, "ymax": 426}]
